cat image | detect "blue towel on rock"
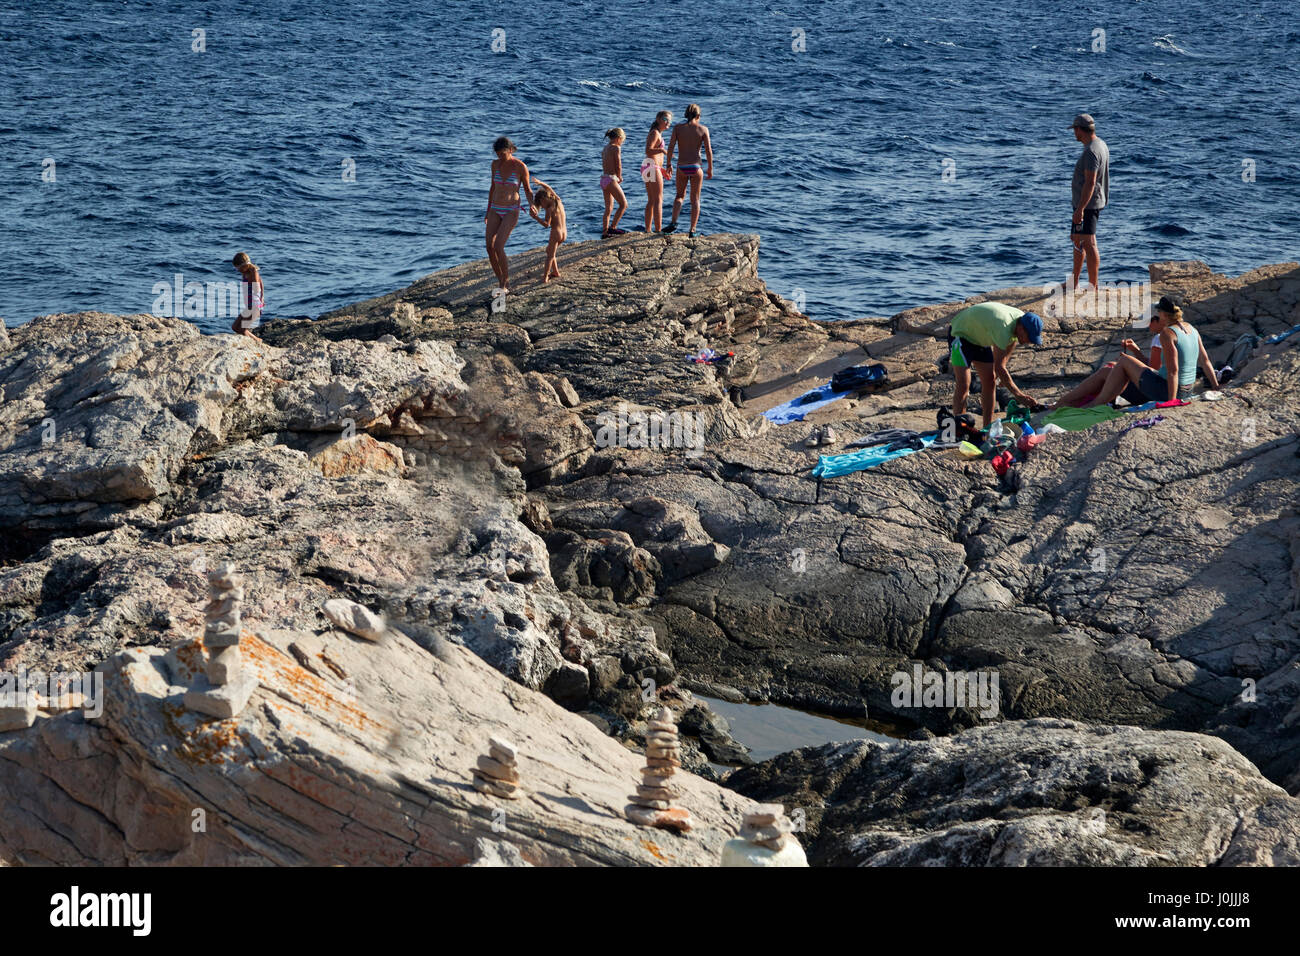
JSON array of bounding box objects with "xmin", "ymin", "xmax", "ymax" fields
[
  {"xmin": 812, "ymin": 435, "xmax": 937, "ymax": 478},
  {"xmin": 763, "ymin": 383, "xmax": 850, "ymax": 424},
  {"xmin": 1265, "ymin": 323, "xmax": 1300, "ymax": 345}
]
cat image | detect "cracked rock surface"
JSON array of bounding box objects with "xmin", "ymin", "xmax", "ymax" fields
[
  {"xmin": 2, "ymin": 232, "xmax": 1298, "ymax": 865},
  {"xmin": 725, "ymin": 719, "xmax": 1300, "ymax": 867}
]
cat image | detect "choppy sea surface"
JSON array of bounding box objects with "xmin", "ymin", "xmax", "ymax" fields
[{"xmin": 2, "ymin": 0, "xmax": 1298, "ymax": 332}]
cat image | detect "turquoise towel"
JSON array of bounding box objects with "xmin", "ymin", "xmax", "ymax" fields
[{"xmin": 812, "ymin": 435, "xmax": 937, "ymax": 478}]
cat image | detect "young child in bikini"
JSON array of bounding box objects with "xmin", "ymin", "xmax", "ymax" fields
[
  {"xmin": 231, "ymin": 251, "xmax": 264, "ymax": 340},
  {"xmin": 529, "ymin": 181, "xmax": 566, "ymax": 282},
  {"xmin": 600, "ymin": 128, "xmax": 628, "ymax": 237}
]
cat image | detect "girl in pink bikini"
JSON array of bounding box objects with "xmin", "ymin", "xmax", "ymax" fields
[
  {"xmin": 641, "ymin": 110, "xmax": 672, "ymax": 232},
  {"xmin": 600, "ymin": 128, "xmax": 628, "ymax": 238}
]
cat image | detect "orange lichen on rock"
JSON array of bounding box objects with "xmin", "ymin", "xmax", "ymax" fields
[
  {"xmin": 239, "ymin": 631, "xmax": 388, "ymax": 736},
  {"xmin": 310, "ymin": 434, "xmax": 404, "ymax": 478},
  {"xmin": 162, "ymin": 700, "xmax": 256, "ymax": 767}
]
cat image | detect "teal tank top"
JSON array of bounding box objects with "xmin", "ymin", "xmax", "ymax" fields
[{"xmin": 1158, "ymin": 324, "xmax": 1199, "ymax": 388}]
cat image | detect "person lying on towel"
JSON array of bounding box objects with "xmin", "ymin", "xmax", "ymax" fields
[{"xmin": 947, "ymin": 302, "xmax": 1045, "ymax": 428}]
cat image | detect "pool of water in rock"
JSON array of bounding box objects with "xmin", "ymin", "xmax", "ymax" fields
[{"xmin": 698, "ymin": 696, "xmax": 908, "ymax": 767}]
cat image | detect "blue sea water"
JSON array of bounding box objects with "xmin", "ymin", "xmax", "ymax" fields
[{"xmin": 1, "ymin": 0, "xmax": 1297, "ymax": 332}]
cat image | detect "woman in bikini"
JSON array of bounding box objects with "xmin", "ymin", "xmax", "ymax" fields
[
  {"xmin": 641, "ymin": 110, "xmax": 672, "ymax": 232},
  {"xmin": 485, "ymin": 136, "xmax": 535, "ymax": 294},
  {"xmin": 663, "ymin": 103, "xmax": 713, "ymax": 238},
  {"xmin": 231, "ymin": 251, "xmax": 264, "ymax": 341},
  {"xmin": 600, "ymin": 128, "xmax": 628, "ymax": 238}
]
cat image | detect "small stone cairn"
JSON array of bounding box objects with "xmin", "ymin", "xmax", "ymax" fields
[
  {"xmin": 721, "ymin": 804, "xmax": 808, "ymax": 867},
  {"xmin": 183, "ymin": 564, "xmax": 258, "ymax": 719},
  {"xmin": 625, "ymin": 707, "xmax": 692, "ymax": 832},
  {"xmin": 472, "ymin": 735, "xmax": 521, "ymax": 799}
]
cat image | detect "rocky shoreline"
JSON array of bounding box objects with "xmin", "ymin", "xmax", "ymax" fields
[{"xmin": 1, "ymin": 232, "xmax": 1298, "ymax": 865}]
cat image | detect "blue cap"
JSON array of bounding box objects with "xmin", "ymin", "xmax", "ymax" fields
[{"xmin": 1019, "ymin": 311, "xmax": 1044, "ymax": 345}]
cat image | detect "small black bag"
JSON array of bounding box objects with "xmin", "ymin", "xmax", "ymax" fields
[{"xmin": 831, "ymin": 363, "xmax": 887, "ymax": 392}]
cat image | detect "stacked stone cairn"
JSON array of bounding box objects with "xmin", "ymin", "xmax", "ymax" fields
[
  {"xmin": 183, "ymin": 564, "xmax": 259, "ymax": 719},
  {"xmin": 625, "ymin": 707, "xmax": 692, "ymax": 832},
  {"xmin": 472, "ymin": 735, "xmax": 521, "ymax": 799},
  {"xmin": 721, "ymin": 803, "xmax": 808, "ymax": 867}
]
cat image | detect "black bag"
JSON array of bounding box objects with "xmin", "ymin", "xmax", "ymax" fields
[
  {"xmin": 936, "ymin": 407, "xmax": 982, "ymax": 445},
  {"xmin": 831, "ymin": 363, "xmax": 887, "ymax": 392}
]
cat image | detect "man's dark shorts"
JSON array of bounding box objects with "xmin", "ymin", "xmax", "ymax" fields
[
  {"xmin": 947, "ymin": 329, "xmax": 994, "ymax": 369},
  {"xmin": 1071, "ymin": 207, "xmax": 1101, "ymax": 237}
]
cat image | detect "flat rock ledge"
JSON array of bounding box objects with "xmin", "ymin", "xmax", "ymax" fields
[{"xmin": 726, "ymin": 719, "xmax": 1300, "ymax": 867}]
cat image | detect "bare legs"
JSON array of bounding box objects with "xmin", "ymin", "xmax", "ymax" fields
[
  {"xmin": 669, "ymin": 170, "xmax": 704, "ymax": 234},
  {"xmin": 952, "ymin": 364, "xmax": 971, "ymax": 420},
  {"xmin": 687, "ymin": 171, "xmax": 702, "ymax": 233},
  {"xmin": 1052, "ymin": 362, "xmax": 1115, "ymax": 408},
  {"xmin": 644, "ymin": 171, "xmax": 663, "ymax": 231},
  {"xmin": 953, "ymin": 361, "xmax": 998, "ymax": 429},
  {"xmin": 1071, "ymin": 233, "xmax": 1099, "ymax": 288},
  {"xmin": 486, "ymin": 210, "xmax": 519, "ymax": 290},
  {"xmin": 602, "ymin": 181, "xmax": 628, "ymax": 235},
  {"xmin": 1085, "ymin": 353, "xmax": 1148, "ymax": 407},
  {"xmin": 541, "ymin": 235, "xmax": 562, "ymax": 283},
  {"xmin": 231, "ymin": 317, "xmax": 262, "ymax": 342}
]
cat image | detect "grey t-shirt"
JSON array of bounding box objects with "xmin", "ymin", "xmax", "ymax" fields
[{"xmin": 1072, "ymin": 136, "xmax": 1109, "ymax": 209}]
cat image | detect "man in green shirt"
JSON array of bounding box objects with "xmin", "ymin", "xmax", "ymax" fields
[{"xmin": 947, "ymin": 302, "xmax": 1045, "ymax": 427}]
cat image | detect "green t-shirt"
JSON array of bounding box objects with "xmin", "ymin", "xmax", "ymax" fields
[{"xmin": 950, "ymin": 302, "xmax": 1024, "ymax": 350}]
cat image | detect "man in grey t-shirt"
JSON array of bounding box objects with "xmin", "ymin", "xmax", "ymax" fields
[{"xmin": 1069, "ymin": 112, "xmax": 1108, "ymax": 291}]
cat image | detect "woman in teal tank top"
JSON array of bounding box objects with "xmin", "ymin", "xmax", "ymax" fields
[
  {"xmin": 1162, "ymin": 323, "xmax": 1202, "ymax": 394},
  {"xmin": 1081, "ymin": 296, "xmax": 1220, "ymax": 406}
]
